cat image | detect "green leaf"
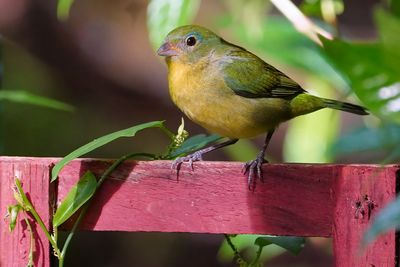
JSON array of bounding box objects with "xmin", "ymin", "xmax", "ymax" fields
[
  {"xmin": 330, "ymin": 124, "xmax": 400, "ymax": 157},
  {"xmin": 389, "ymin": 0, "xmax": 400, "ymax": 18},
  {"xmin": 166, "ymin": 133, "xmax": 221, "ymax": 159},
  {"xmin": 364, "ymin": 195, "xmax": 400, "ymax": 245},
  {"xmin": 375, "ymin": 8, "xmax": 400, "ymax": 71},
  {"xmin": 218, "ymin": 234, "xmax": 285, "ymax": 263},
  {"xmin": 0, "ymin": 90, "xmax": 74, "ymax": 111},
  {"xmin": 321, "ymin": 10, "xmax": 400, "ymax": 123},
  {"xmin": 57, "ymin": 0, "xmax": 75, "ymax": 21},
  {"xmin": 51, "ymin": 121, "xmax": 164, "ymax": 181},
  {"xmin": 255, "ymin": 235, "xmax": 305, "ymax": 255},
  {"xmin": 147, "ymin": 0, "xmax": 200, "ymax": 50},
  {"xmin": 53, "ymin": 171, "xmax": 97, "ymax": 227},
  {"xmin": 6, "ymin": 204, "xmax": 21, "ymax": 232}
]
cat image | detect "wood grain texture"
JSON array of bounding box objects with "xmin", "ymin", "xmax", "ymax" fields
[
  {"xmin": 332, "ymin": 166, "xmax": 398, "ymax": 267},
  {"xmin": 56, "ymin": 159, "xmax": 338, "ymax": 236},
  {"xmin": 0, "ymin": 157, "xmax": 54, "ymax": 267}
]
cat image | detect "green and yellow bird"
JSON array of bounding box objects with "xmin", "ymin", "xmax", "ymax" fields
[{"xmin": 157, "ymin": 25, "xmax": 368, "ymax": 189}]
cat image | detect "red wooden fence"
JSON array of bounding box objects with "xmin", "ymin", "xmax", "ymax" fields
[{"xmin": 0, "ymin": 156, "xmax": 398, "ymax": 266}]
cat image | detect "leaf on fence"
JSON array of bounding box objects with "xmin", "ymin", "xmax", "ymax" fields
[
  {"xmin": 147, "ymin": 0, "xmax": 200, "ymax": 50},
  {"xmin": 53, "ymin": 171, "xmax": 97, "ymax": 227},
  {"xmin": 255, "ymin": 235, "xmax": 305, "ymax": 255},
  {"xmin": 363, "ymin": 195, "xmax": 400, "ymax": 245},
  {"xmin": 51, "ymin": 121, "xmax": 165, "ymax": 181},
  {"xmin": 0, "ymin": 90, "xmax": 74, "ymax": 111},
  {"xmin": 6, "ymin": 204, "xmax": 22, "ymax": 232},
  {"xmin": 166, "ymin": 133, "xmax": 221, "ymax": 159}
]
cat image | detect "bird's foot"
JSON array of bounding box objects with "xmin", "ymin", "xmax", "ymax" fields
[
  {"xmin": 172, "ymin": 150, "xmax": 205, "ymax": 172},
  {"xmin": 243, "ymin": 155, "xmax": 268, "ymax": 190}
]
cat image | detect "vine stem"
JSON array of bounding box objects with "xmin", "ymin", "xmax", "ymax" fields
[
  {"xmin": 59, "ymin": 152, "xmax": 155, "ymax": 267},
  {"xmin": 15, "ymin": 179, "xmax": 62, "ymax": 257},
  {"xmin": 22, "ymin": 212, "xmax": 34, "ymax": 267},
  {"xmin": 224, "ymin": 234, "xmax": 246, "ymax": 266}
]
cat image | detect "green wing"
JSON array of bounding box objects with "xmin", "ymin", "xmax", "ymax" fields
[{"xmin": 221, "ymin": 50, "xmax": 306, "ymax": 99}]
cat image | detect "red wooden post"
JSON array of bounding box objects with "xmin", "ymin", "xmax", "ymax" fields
[
  {"xmin": 0, "ymin": 157, "xmax": 54, "ymax": 267},
  {"xmin": 333, "ymin": 166, "xmax": 398, "ymax": 266}
]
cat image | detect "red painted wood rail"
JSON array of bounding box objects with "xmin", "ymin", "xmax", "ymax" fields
[{"xmin": 0, "ymin": 156, "xmax": 399, "ymax": 266}]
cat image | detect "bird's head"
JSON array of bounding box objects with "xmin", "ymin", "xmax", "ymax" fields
[{"xmin": 157, "ymin": 25, "xmax": 222, "ymax": 64}]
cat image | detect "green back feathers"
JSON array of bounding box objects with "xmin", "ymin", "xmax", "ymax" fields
[{"xmin": 220, "ymin": 50, "xmax": 305, "ymax": 99}]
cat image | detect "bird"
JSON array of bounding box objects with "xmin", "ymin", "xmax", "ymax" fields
[{"xmin": 157, "ymin": 25, "xmax": 368, "ymax": 190}]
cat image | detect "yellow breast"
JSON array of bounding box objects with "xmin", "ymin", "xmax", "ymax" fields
[{"xmin": 167, "ymin": 58, "xmax": 290, "ymax": 139}]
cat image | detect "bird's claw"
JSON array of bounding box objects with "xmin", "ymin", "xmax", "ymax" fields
[
  {"xmin": 172, "ymin": 151, "xmax": 204, "ymax": 171},
  {"xmin": 243, "ymin": 156, "xmax": 267, "ymax": 190}
]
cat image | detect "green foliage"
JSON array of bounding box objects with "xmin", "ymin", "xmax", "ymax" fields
[
  {"xmin": 53, "ymin": 171, "xmax": 97, "ymax": 227},
  {"xmin": 7, "ymin": 178, "xmax": 62, "ymax": 264},
  {"xmin": 165, "ymin": 133, "xmax": 221, "ymax": 159},
  {"xmin": 330, "ymin": 124, "xmax": 400, "ymax": 160},
  {"xmin": 255, "ymin": 235, "xmax": 305, "ymax": 255},
  {"xmin": 51, "ymin": 121, "xmax": 165, "ymax": 181},
  {"xmin": 147, "ymin": 0, "xmax": 200, "ymax": 50},
  {"xmin": 0, "ymin": 90, "xmax": 74, "ymax": 111},
  {"xmin": 317, "ymin": 7, "xmax": 400, "ymax": 249},
  {"xmin": 7, "ymin": 119, "xmax": 220, "ymax": 266},
  {"xmin": 220, "ymin": 234, "xmax": 305, "ymax": 266},
  {"xmin": 57, "ymin": 0, "xmax": 75, "ymax": 21},
  {"xmin": 389, "ymin": 0, "xmax": 400, "ymax": 17},
  {"xmin": 321, "ymin": 10, "xmax": 400, "ymax": 123},
  {"xmin": 300, "ymin": 0, "xmax": 344, "ymax": 21},
  {"xmin": 6, "ymin": 204, "xmax": 21, "ymax": 232}
]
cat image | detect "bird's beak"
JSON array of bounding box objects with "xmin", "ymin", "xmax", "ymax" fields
[{"xmin": 157, "ymin": 42, "xmax": 179, "ymax": 57}]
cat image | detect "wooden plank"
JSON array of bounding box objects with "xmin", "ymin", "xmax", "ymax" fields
[
  {"xmin": 332, "ymin": 165, "xmax": 398, "ymax": 267},
  {"xmin": 0, "ymin": 157, "xmax": 54, "ymax": 267},
  {"xmin": 57, "ymin": 159, "xmax": 338, "ymax": 236}
]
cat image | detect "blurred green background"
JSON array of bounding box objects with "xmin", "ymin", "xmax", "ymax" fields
[{"xmin": 1, "ymin": 0, "xmax": 399, "ymax": 266}]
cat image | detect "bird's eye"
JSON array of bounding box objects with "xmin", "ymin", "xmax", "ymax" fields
[{"xmin": 185, "ymin": 36, "xmax": 197, "ymax": 46}]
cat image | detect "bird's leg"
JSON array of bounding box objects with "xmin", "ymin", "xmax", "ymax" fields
[
  {"xmin": 243, "ymin": 130, "xmax": 275, "ymax": 190},
  {"xmin": 172, "ymin": 138, "xmax": 239, "ymax": 171}
]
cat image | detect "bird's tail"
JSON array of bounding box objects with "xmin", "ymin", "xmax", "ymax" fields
[{"xmin": 322, "ymin": 98, "xmax": 369, "ymax": 115}]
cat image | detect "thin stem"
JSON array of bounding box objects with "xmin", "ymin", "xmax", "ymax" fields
[
  {"xmin": 159, "ymin": 125, "xmax": 175, "ymax": 140},
  {"xmin": 53, "ymin": 226, "xmax": 59, "ymax": 258},
  {"xmin": 59, "ymin": 152, "xmax": 155, "ymax": 266},
  {"xmin": 15, "ymin": 179, "xmax": 61, "ymax": 257},
  {"xmin": 270, "ymin": 0, "xmax": 333, "ymax": 45},
  {"xmin": 22, "ymin": 212, "xmax": 34, "ymax": 267},
  {"xmin": 251, "ymin": 245, "xmax": 263, "ymax": 266},
  {"xmin": 224, "ymin": 234, "xmax": 246, "ymax": 265}
]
